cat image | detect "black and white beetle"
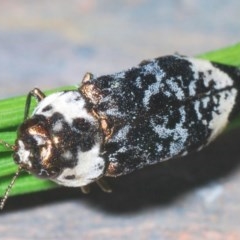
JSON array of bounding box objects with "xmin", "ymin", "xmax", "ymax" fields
[{"xmin": 1, "ymin": 55, "xmax": 240, "ymax": 208}]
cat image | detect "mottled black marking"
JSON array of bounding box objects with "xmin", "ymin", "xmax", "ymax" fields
[
  {"xmin": 15, "ymin": 110, "xmax": 101, "ymax": 178},
  {"xmin": 42, "ymin": 105, "xmax": 53, "ymax": 112},
  {"xmin": 64, "ymin": 175, "xmax": 76, "ymax": 180},
  {"xmin": 83, "ymin": 55, "xmax": 240, "ymax": 176},
  {"xmin": 211, "ymin": 62, "xmax": 240, "ymax": 120}
]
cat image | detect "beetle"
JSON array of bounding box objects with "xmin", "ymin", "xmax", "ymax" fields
[{"xmin": 1, "ymin": 55, "xmax": 240, "ymax": 209}]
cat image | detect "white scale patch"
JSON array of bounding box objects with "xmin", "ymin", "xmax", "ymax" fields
[
  {"xmin": 184, "ymin": 57, "xmax": 237, "ymax": 142},
  {"xmin": 32, "ymin": 135, "xmax": 45, "ymax": 145},
  {"xmin": 52, "ymin": 121, "xmax": 63, "ymax": 132},
  {"xmin": 33, "ymin": 91, "xmax": 95, "ymax": 125},
  {"xmin": 151, "ymin": 106, "xmax": 188, "ymax": 157},
  {"xmin": 166, "ymin": 76, "xmax": 185, "ymax": 100},
  {"xmin": 110, "ymin": 125, "xmax": 130, "ymax": 143},
  {"xmin": 113, "ymin": 71, "xmax": 126, "ymax": 80},
  {"xmin": 16, "ymin": 140, "xmax": 32, "ymax": 168},
  {"xmin": 61, "ymin": 151, "xmax": 73, "ymax": 160},
  {"xmin": 143, "ymin": 75, "xmax": 165, "ymax": 109},
  {"xmin": 207, "ymin": 89, "xmax": 237, "ymax": 142},
  {"xmin": 188, "ymin": 79, "xmax": 197, "ymax": 96},
  {"xmin": 54, "ymin": 143, "xmax": 105, "ymax": 187},
  {"xmin": 194, "ymin": 101, "xmax": 202, "ymax": 120},
  {"xmin": 188, "ymin": 57, "xmax": 234, "ymax": 90},
  {"xmin": 141, "ymin": 60, "xmax": 164, "ymax": 76},
  {"xmin": 135, "ymin": 76, "xmax": 142, "ymax": 88},
  {"xmin": 108, "ymin": 125, "xmax": 131, "ymax": 154},
  {"xmin": 202, "ymin": 96, "xmax": 210, "ymax": 108},
  {"xmin": 141, "ymin": 60, "xmax": 166, "ymax": 109}
]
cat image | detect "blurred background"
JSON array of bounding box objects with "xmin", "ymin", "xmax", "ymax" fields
[
  {"xmin": 0, "ymin": 1, "xmax": 240, "ymax": 239},
  {"xmin": 0, "ymin": 0, "xmax": 240, "ymax": 98}
]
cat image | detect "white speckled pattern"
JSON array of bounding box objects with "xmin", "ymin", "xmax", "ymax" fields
[
  {"xmin": 34, "ymin": 91, "xmax": 95, "ymax": 125},
  {"xmin": 54, "ymin": 143, "xmax": 105, "ymax": 187}
]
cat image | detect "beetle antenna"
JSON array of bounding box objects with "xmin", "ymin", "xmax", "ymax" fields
[
  {"xmin": 0, "ymin": 167, "xmax": 22, "ymax": 210},
  {"xmin": 0, "ymin": 139, "xmax": 15, "ymax": 151}
]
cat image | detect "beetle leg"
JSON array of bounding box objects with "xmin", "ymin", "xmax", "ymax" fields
[
  {"xmin": 80, "ymin": 185, "xmax": 91, "ymax": 194},
  {"xmin": 80, "ymin": 178, "xmax": 112, "ymax": 194},
  {"xmin": 81, "ymin": 72, "xmax": 94, "ymax": 84},
  {"xmin": 96, "ymin": 178, "xmax": 112, "ymax": 193},
  {"xmin": 24, "ymin": 88, "xmax": 46, "ymax": 120}
]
